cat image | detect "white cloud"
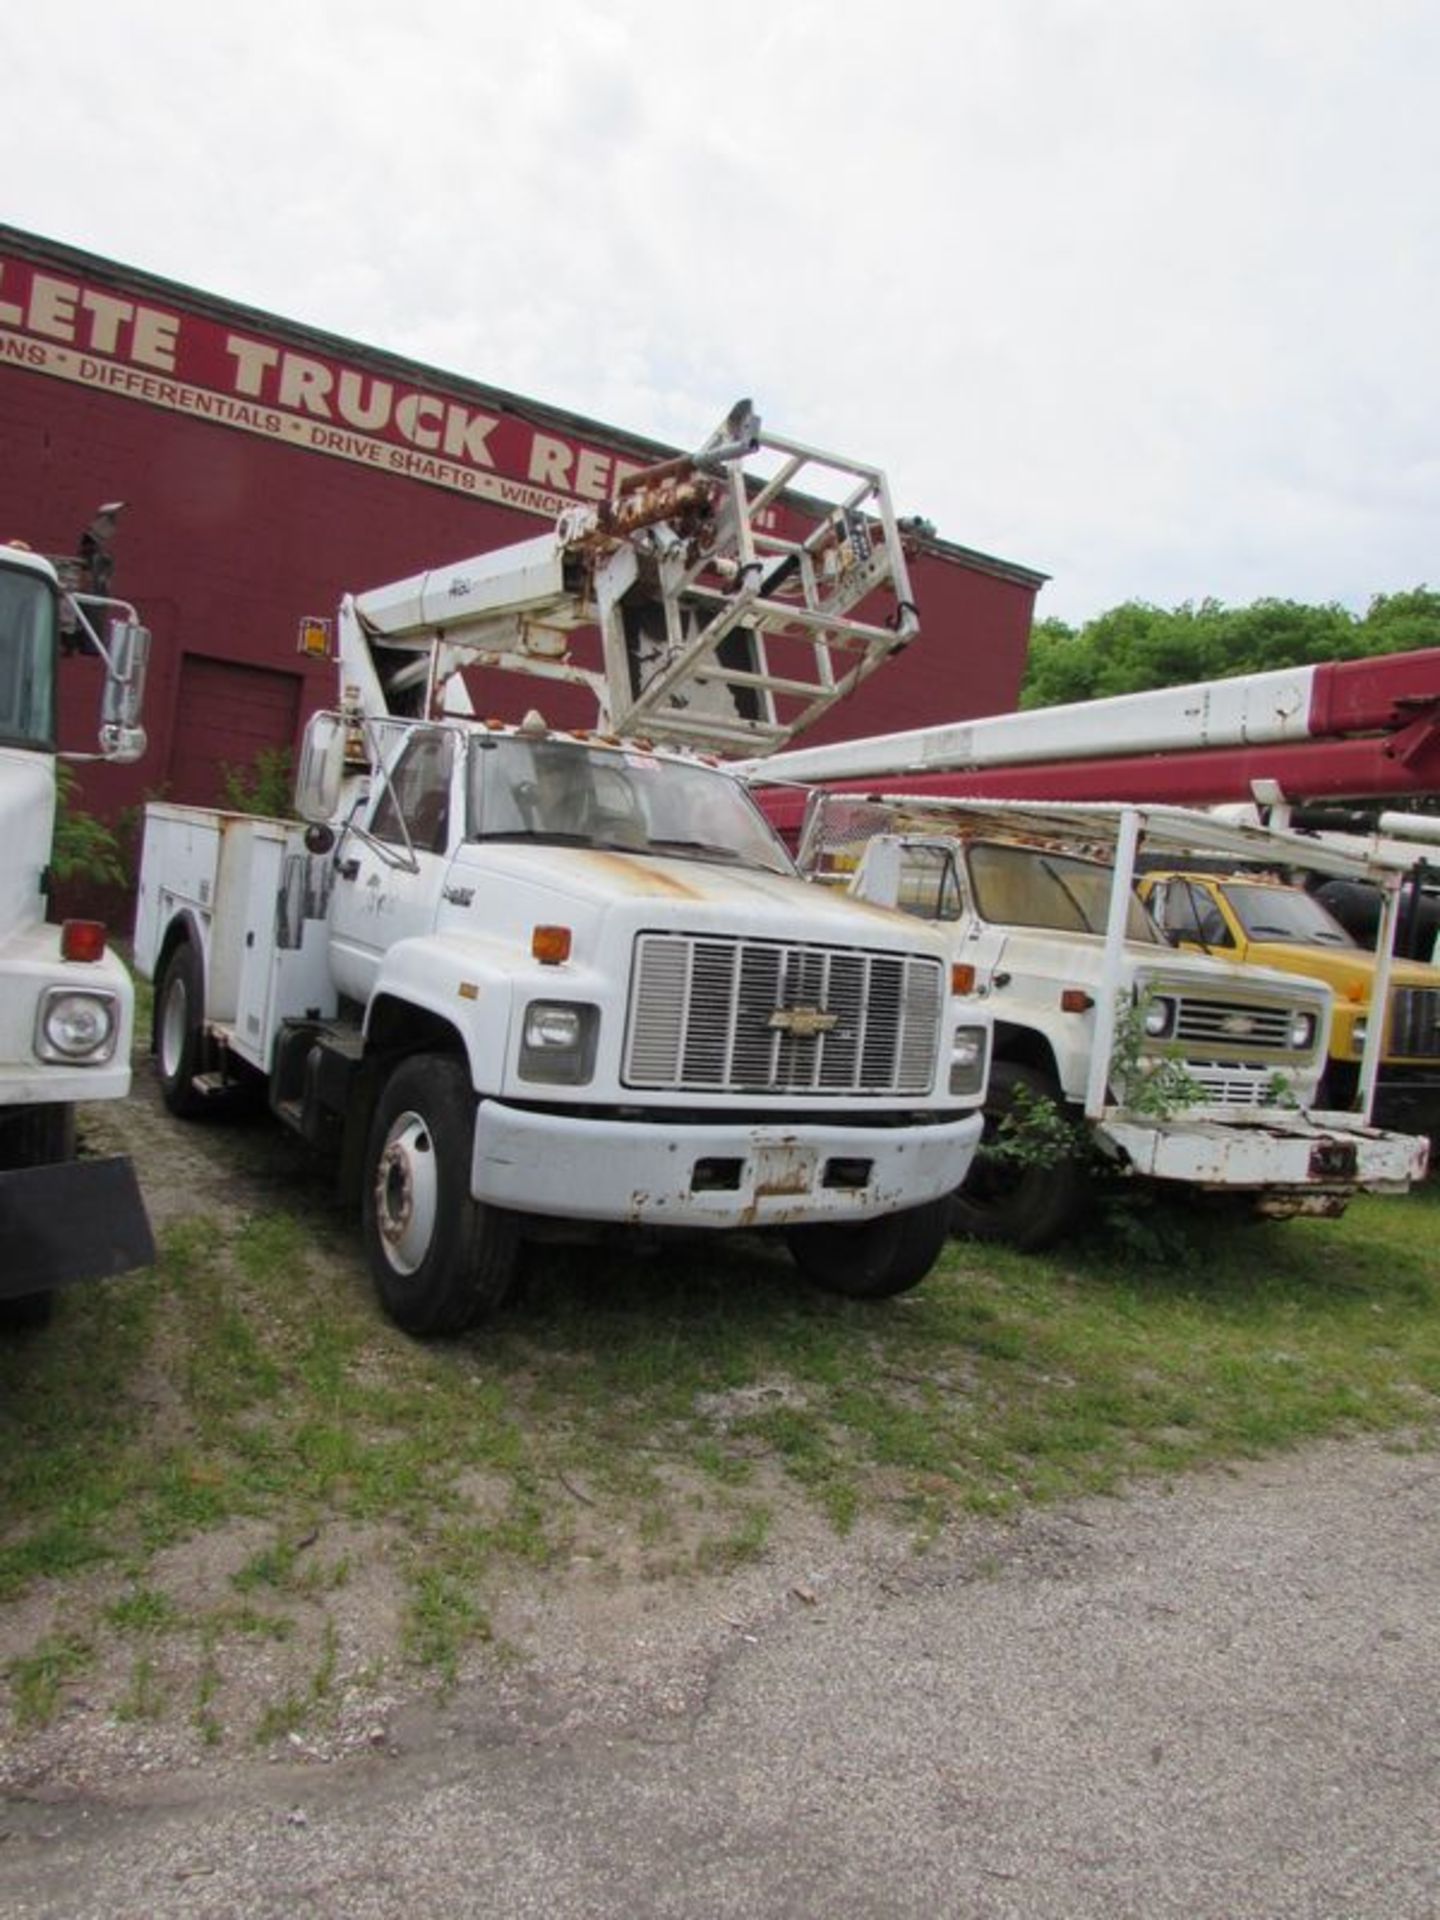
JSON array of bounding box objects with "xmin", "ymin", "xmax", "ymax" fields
[{"xmin": 4, "ymin": 0, "xmax": 1438, "ymax": 623}]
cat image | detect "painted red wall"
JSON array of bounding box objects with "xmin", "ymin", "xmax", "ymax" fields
[{"xmin": 1, "ymin": 229, "xmax": 1045, "ymax": 836}]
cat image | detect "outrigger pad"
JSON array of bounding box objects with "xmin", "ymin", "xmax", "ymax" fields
[{"xmin": 0, "ymin": 1156, "xmax": 156, "ymax": 1295}]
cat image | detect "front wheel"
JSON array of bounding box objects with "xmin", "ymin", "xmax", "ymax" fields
[
  {"xmin": 786, "ymin": 1197, "xmax": 951, "ymax": 1300},
  {"xmin": 949, "ymin": 1060, "xmax": 1090, "ymax": 1250},
  {"xmin": 361, "ymin": 1053, "xmax": 519, "ymax": 1335}
]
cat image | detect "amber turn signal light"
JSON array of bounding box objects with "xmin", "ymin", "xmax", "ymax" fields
[{"xmin": 532, "ymin": 925, "xmax": 573, "ymax": 966}]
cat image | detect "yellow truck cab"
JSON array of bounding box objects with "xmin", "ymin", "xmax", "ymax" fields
[{"xmin": 1138, "ymin": 870, "xmax": 1440, "ymax": 1139}]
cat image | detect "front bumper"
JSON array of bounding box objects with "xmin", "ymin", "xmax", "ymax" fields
[
  {"xmin": 471, "ymin": 1103, "xmax": 984, "ymax": 1227},
  {"xmin": 1099, "ymin": 1110, "xmax": 1430, "ymax": 1196}
]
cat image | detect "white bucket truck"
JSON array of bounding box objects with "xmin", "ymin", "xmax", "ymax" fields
[
  {"xmin": 793, "ymin": 792, "xmax": 1428, "ymax": 1247},
  {"xmin": 133, "ymin": 406, "xmax": 990, "ymax": 1332},
  {"xmin": 0, "ymin": 533, "xmax": 155, "ymax": 1323}
]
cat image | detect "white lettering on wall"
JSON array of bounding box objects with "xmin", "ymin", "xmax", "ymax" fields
[
  {"xmin": 394, "ymin": 393, "xmax": 443, "ymax": 450},
  {"xmin": 278, "ymin": 353, "xmax": 335, "ymax": 416},
  {"xmin": 225, "ymin": 336, "xmax": 281, "ymax": 395},
  {"xmin": 337, "ymin": 370, "xmax": 393, "ymax": 431},
  {"xmin": 2, "ymin": 262, "xmax": 670, "ymax": 515},
  {"xmin": 442, "ymin": 405, "xmax": 498, "ymax": 467},
  {"xmin": 529, "ymin": 434, "xmax": 573, "ymax": 490}
]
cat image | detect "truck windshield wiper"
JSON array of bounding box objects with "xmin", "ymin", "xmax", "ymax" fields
[
  {"xmin": 475, "ymin": 829, "xmax": 598, "ymax": 847},
  {"xmin": 644, "ymin": 837, "xmax": 744, "ymax": 861},
  {"xmin": 1038, "ymin": 856, "xmax": 1099, "ymax": 933}
]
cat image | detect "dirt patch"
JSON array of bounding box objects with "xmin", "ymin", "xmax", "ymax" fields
[{"xmin": 3, "ymin": 1063, "xmax": 891, "ymax": 1796}]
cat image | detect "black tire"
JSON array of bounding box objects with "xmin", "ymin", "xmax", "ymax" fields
[
  {"xmin": 0, "ymin": 1290, "xmax": 56, "ymax": 1331},
  {"xmin": 949, "ymin": 1060, "xmax": 1090, "ymax": 1250},
  {"xmin": 155, "ymin": 940, "xmax": 209, "ymax": 1117},
  {"xmin": 787, "ymin": 1197, "xmax": 951, "ymax": 1300},
  {"xmin": 361, "ymin": 1053, "xmax": 518, "ymax": 1335},
  {"xmin": 0, "ymin": 1104, "xmax": 73, "ymax": 1331}
]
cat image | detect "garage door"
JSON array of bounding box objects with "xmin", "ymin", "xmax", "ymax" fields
[{"xmin": 167, "ymin": 655, "xmax": 302, "ymax": 808}]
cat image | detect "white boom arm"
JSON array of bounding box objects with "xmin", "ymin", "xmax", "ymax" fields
[
  {"xmin": 742, "ymin": 661, "xmax": 1332, "ymax": 783},
  {"xmin": 337, "ymin": 402, "xmax": 922, "ymax": 756}
]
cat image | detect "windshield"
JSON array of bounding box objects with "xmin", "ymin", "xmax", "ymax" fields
[
  {"xmin": 967, "ymin": 840, "xmax": 1161, "ymax": 940},
  {"xmin": 1226, "ymin": 882, "xmax": 1357, "ymax": 947},
  {"xmin": 466, "ymin": 735, "xmax": 796, "ymax": 876},
  {"xmin": 0, "ymin": 565, "xmax": 58, "ymax": 750}
]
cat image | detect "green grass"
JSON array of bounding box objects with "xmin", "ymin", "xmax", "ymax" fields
[{"xmin": 2, "ymin": 1174, "xmax": 1437, "ymax": 1740}]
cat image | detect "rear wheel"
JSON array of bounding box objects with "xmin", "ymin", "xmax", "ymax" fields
[
  {"xmin": 155, "ymin": 941, "xmax": 209, "ymax": 1118},
  {"xmin": 949, "ymin": 1060, "xmax": 1090, "ymax": 1250},
  {"xmin": 362, "ymin": 1053, "xmax": 519, "ymax": 1335},
  {"xmin": 787, "ymin": 1197, "xmax": 951, "ymax": 1299}
]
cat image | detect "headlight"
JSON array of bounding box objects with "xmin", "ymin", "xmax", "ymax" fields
[
  {"xmin": 519, "ymin": 1000, "xmax": 598, "ymax": 1085},
  {"xmin": 1142, "ymin": 995, "xmax": 1177, "ymax": 1039},
  {"xmin": 36, "ymin": 989, "xmax": 119, "ymax": 1064},
  {"xmin": 949, "ymin": 1024, "xmax": 988, "ymax": 1097},
  {"xmin": 1288, "ymin": 1010, "xmax": 1318, "ymax": 1050}
]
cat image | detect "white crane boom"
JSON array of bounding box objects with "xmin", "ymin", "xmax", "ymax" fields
[{"xmin": 339, "ymin": 401, "xmax": 921, "ymax": 757}]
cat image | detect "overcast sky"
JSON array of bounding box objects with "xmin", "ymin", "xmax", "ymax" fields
[{"xmin": 3, "ymin": 0, "xmax": 1436, "ymax": 625}]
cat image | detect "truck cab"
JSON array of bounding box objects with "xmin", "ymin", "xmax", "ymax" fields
[
  {"xmin": 0, "ymin": 541, "xmax": 154, "ymax": 1318},
  {"xmin": 800, "ymin": 795, "xmax": 1428, "ymax": 1249},
  {"xmin": 1139, "ymin": 869, "xmax": 1440, "ymax": 1138}
]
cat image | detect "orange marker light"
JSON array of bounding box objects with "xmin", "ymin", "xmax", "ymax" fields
[
  {"xmin": 1060, "ymin": 988, "xmax": 1094, "ymax": 1013},
  {"xmin": 532, "ymin": 925, "xmax": 573, "ymax": 966},
  {"xmin": 951, "ymin": 962, "xmax": 976, "ymax": 995}
]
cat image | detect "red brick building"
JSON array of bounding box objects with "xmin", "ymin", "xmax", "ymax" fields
[{"xmin": 0, "ymin": 225, "xmax": 1046, "ymax": 829}]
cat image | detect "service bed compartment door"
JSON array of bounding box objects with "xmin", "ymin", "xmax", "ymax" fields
[{"xmin": 233, "ymin": 832, "xmax": 285, "ymax": 1068}]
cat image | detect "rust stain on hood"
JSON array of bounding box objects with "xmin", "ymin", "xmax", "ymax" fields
[{"xmin": 566, "ymin": 851, "xmax": 705, "ymax": 899}]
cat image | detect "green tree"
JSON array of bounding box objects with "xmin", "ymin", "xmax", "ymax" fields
[
  {"xmin": 1019, "ymin": 590, "xmax": 1439, "ymax": 709},
  {"xmin": 52, "ymin": 765, "xmax": 128, "ymax": 888}
]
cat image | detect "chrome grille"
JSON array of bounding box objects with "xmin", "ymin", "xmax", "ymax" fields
[
  {"xmin": 1172, "ymin": 997, "xmax": 1298, "ymax": 1052},
  {"xmin": 1184, "ymin": 1069, "xmax": 1274, "ymax": 1106},
  {"xmin": 1390, "ymin": 986, "xmax": 1440, "ymax": 1060},
  {"xmin": 625, "ymin": 934, "xmax": 943, "ymax": 1095}
]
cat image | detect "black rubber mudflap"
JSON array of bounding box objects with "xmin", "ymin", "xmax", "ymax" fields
[{"xmin": 0, "ymin": 1156, "xmax": 156, "ymax": 1295}]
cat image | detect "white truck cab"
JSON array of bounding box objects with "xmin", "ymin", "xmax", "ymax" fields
[
  {"xmin": 0, "ymin": 538, "xmax": 155, "ymax": 1320},
  {"xmin": 799, "ymin": 794, "xmax": 1429, "ymax": 1247}
]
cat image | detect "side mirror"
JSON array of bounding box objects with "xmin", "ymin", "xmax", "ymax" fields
[
  {"xmin": 295, "ymin": 711, "xmax": 347, "ymax": 825},
  {"xmin": 99, "ymin": 619, "xmax": 151, "ymax": 759}
]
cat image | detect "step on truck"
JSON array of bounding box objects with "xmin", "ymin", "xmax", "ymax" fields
[
  {"xmin": 0, "ymin": 534, "xmax": 156, "ymax": 1324},
  {"xmin": 792, "ymin": 792, "xmax": 1429, "ymax": 1248},
  {"xmin": 133, "ymin": 404, "xmax": 992, "ymax": 1332}
]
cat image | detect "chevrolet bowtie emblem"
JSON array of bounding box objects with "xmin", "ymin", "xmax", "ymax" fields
[{"xmin": 768, "ymin": 1006, "xmax": 839, "ymax": 1037}]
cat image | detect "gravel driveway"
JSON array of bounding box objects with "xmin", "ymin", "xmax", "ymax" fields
[{"xmin": 3, "ymin": 1432, "xmax": 1436, "ymax": 1918}]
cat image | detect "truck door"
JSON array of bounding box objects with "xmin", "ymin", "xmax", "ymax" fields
[{"xmin": 328, "ymin": 728, "xmax": 458, "ymax": 1004}]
